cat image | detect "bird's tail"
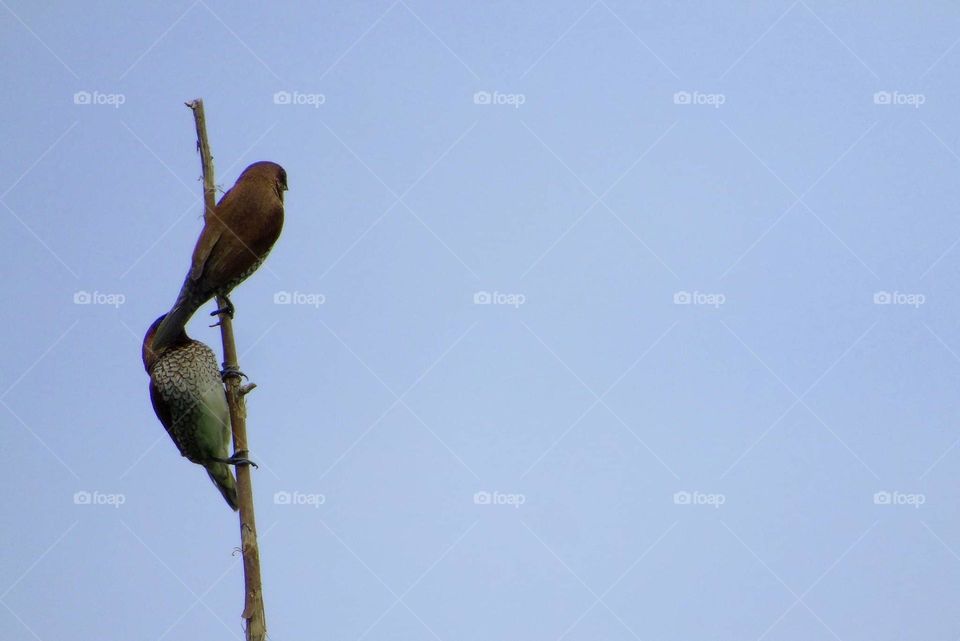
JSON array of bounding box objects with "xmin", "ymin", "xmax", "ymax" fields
[
  {"xmin": 151, "ymin": 295, "xmax": 197, "ymax": 352},
  {"xmin": 205, "ymin": 462, "xmax": 239, "ymax": 511}
]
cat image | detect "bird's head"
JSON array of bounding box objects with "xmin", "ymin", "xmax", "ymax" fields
[
  {"xmin": 239, "ymin": 161, "xmax": 287, "ymax": 202},
  {"xmin": 142, "ymin": 314, "xmax": 188, "ymax": 372}
]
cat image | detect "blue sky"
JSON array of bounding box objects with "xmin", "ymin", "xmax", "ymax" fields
[{"xmin": 2, "ymin": 1, "xmax": 960, "ymax": 639}]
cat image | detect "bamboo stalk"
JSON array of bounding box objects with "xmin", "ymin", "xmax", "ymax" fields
[{"xmin": 186, "ymin": 98, "xmax": 267, "ymax": 641}]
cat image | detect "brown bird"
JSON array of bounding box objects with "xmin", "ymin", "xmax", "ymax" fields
[
  {"xmin": 152, "ymin": 161, "xmax": 287, "ymax": 351},
  {"xmin": 142, "ymin": 315, "xmax": 243, "ymax": 511}
]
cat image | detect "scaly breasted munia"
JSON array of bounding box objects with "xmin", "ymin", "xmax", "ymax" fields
[
  {"xmin": 152, "ymin": 161, "xmax": 287, "ymax": 351},
  {"xmin": 143, "ymin": 315, "xmax": 238, "ymax": 510}
]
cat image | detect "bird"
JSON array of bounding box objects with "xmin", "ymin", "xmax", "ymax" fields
[
  {"xmin": 142, "ymin": 314, "xmax": 244, "ymax": 511},
  {"xmin": 152, "ymin": 161, "xmax": 287, "ymax": 352}
]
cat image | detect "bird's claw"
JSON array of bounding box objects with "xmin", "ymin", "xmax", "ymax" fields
[
  {"xmin": 221, "ymin": 365, "xmax": 248, "ymax": 382},
  {"xmin": 209, "ymin": 296, "xmax": 235, "ymax": 319},
  {"xmin": 217, "ymin": 451, "xmax": 258, "ymax": 468}
]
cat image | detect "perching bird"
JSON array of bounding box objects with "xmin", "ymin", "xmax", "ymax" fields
[
  {"xmin": 152, "ymin": 161, "xmax": 287, "ymax": 351},
  {"xmin": 142, "ymin": 314, "xmax": 240, "ymax": 511}
]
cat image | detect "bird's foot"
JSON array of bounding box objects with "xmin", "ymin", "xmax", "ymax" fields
[
  {"xmin": 209, "ymin": 295, "xmax": 235, "ymax": 319},
  {"xmin": 215, "ymin": 451, "xmax": 259, "ymax": 469},
  {"xmin": 221, "ymin": 365, "xmax": 247, "ymax": 382}
]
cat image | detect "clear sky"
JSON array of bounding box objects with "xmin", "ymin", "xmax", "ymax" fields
[{"xmin": 2, "ymin": 1, "xmax": 959, "ymax": 640}]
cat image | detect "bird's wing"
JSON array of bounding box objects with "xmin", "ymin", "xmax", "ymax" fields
[
  {"xmin": 188, "ymin": 225, "xmax": 222, "ymax": 282},
  {"xmin": 149, "ymin": 380, "xmax": 188, "ymax": 457},
  {"xmin": 188, "ymin": 186, "xmax": 238, "ymax": 281}
]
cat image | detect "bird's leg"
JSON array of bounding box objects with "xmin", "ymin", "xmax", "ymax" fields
[
  {"xmin": 209, "ymin": 295, "xmax": 235, "ymax": 319},
  {"xmin": 214, "ymin": 450, "xmax": 259, "ymax": 468}
]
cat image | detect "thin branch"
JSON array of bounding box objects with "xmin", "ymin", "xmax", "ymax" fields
[{"xmin": 186, "ymin": 98, "xmax": 267, "ymax": 641}]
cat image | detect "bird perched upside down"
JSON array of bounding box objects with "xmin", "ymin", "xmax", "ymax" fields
[
  {"xmin": 142, "ymin": 315, "xmax": 243, "ymax": 511},
  {"xmin": 151, "ymin": 161, "xmax": 287, "ymax": 351}
]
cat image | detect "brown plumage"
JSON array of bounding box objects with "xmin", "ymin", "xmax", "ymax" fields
[
  {"xmin": 143, "ymin": 315, "xmax": 238, "ymax": 510},
  {"xmin": 152, "ymin": 161, "xmax": 287, "ymax": 350}
]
